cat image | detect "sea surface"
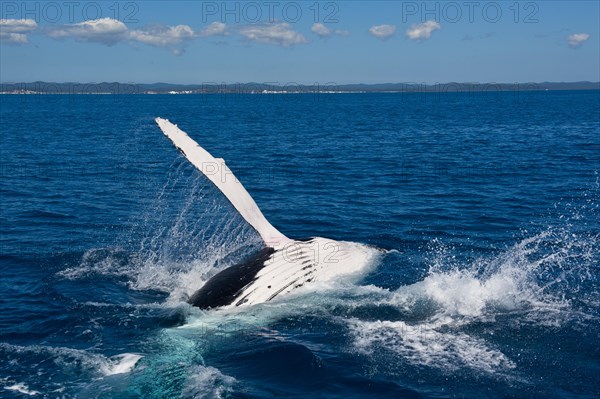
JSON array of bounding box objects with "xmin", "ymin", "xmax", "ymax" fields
[{"xmin": 1, "ymin": 91, "xmax": 599, "ymax": 398}]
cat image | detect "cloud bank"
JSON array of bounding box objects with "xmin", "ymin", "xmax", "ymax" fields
[
  {"xmin": 0, "ymin": 17, "xmax": 453, "ymax": 52},
  {"xmin": 45, "ymin": 18, "xmax": 199, "ymax": 54},
  {"xmin": 4, "ymin": 18, "xmax": 310, "ymax": 51}
]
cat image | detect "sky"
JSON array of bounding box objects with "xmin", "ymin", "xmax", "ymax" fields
[{"xmin": 0, "ymin": 1, "xmax": 599, "ymax": 84}]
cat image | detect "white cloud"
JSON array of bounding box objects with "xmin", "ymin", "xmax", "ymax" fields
[
  {"xmin": 47, "ymin": 18, "xmax": 128, "ymax": 45},
  {"xmin": 567, "ymin": 33, "xmax": 590, "ymax": 48},
  {"xmin": 312, "ymin": 23, "xmax": 332, "ymax": 37},
  {"xmin": 0, "ymin": 19, "xmax": 37, "ymax": 45},
  {"xmin": 406, "ymin": 20, "xmax": 441, "ymax": 41},
  {"xmin": 0, "ymin": 18, "xmax": 37, "ymax": 33},
  {"xmin": 130, "ymin": 24, "xmax": 195, "ymax": 46},
  {"xmin": 47, "ymin": 18, "xmax": 197, "ymax": 54},
  {"xmin": 200, "ymin": 21, "xmax": 228, "ymax": 37},
  {"xmin": 311, "ymin": 23, "xmax": 349, "ymax": 38},
  {"xmin": 239, "ymin": 22, "xmax": 307, "ymax": 47},
  {"xmin": 368, "ymin": 24, "xmax": 396, "ymax": 40}
]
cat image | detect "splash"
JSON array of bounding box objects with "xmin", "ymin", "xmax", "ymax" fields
[
  {"xmin": 58, "ymin": 159, "xmax": 262, "ymax": 304},
  {"xmin": 394, "ymin": 228, "xmax": 596, "ymax": 321},
  {"xmin": 345, "ymin": 217, "xmax": 599, "ymax": 374}
]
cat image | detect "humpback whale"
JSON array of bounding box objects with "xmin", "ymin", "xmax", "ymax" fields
[{"xmin": 155, "ymin": 118, "xmax": 376, "ymax": 309}]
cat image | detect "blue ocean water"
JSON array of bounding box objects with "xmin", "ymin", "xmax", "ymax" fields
[{"xmin": 0, "ymin": 91, "xmax": 599, "ymax": 398}]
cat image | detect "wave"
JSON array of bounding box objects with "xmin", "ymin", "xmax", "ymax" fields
[
  {"xmin": 18, "ymin": 210, "xmax": 76, "ymax": 220},
  {"xmin": 0, "ymin": 343, "xmax": 142, "ymax": 397},
  {"xmin": 348, "ymin": 318, "xmax": 516, "ymax": 373},
  {"xmin": 0, "ymin": 343, "xmax": 142, "ymax": 377}
]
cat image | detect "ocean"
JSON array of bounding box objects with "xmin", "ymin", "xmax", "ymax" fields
[{"xmin": 1, "ymin": 91, "xmax": 599, "ymax": 398}]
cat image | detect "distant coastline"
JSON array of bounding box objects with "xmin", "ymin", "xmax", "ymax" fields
[{"xmin": 1, "ymin": 81, "xmax": 598, "ymax": 95}]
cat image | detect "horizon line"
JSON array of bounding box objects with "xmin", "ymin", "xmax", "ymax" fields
[{"xmin": 1, "ymin": 80, "xmax": 600, "ymax": 86}]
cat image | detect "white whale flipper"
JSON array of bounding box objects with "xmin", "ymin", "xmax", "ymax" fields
[
  {"xmin": 155, "ymin": 117, "xmax": 378, "ymax": 308},
  {"xmin": 156, "ymin": 117, "xmax": 289, "ymax": 247}
]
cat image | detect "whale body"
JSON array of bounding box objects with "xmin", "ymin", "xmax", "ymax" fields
[{"xmin": 155, "ymin": 118, "xmax": 376, "ymax": 309}]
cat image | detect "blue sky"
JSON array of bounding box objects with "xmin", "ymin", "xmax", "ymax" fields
[{"xmin": 1, "ymin": 1, "xmax": 598, "ymax": 84}]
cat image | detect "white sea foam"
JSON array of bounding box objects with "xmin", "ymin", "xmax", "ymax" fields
[
  {"xmin": 100, "ymin": 353, "xmax": 143, "ymax": 376},
  {"xmin": 180, "ymin": 366, "xmax": 236, "ymax": 399},
  {"xmin": 388, "ymin": 228, "xmax": 597, "ymax": 320},
  {"xmin": 0, "ymin": 343, "xmax": 141, "ymax": 377},
  {"xmin": 348, "ymin": 318, "xmax": 515, "ymax": 373},
  {"xmin": 4, "ymin": 383, "xmax": 41, "ymax": 396}
]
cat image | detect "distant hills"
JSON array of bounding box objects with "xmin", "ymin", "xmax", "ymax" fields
[{"xmin": 1, "ymin": 81, "xmax": 598, "ymax": 94}]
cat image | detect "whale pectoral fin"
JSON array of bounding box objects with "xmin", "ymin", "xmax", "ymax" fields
[{"xmin": 155, "ymin": 118, "xmax": 289, "ymax": 247}]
